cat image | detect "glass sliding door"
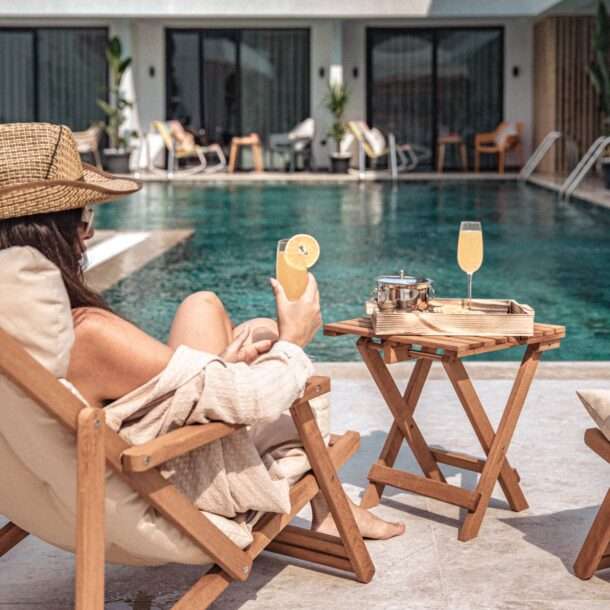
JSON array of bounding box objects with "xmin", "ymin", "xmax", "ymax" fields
[
  {"xmin": 367, "ymin": 27, "xmax": 504, "ymax": 170},
  {"xmin": 367, "ymin": 29, "xmax": 434, "ymax": 164},
  {"xmin": 0, "ymin": 27, "xmax": 107, "ymax": 130},
  {"xmin": 240, "ymin": 29, "xmax": 310, "ymax": 138},
  {"xmin": 436, "ymin": 29, "xmax": 503, "ymax": 168},
  {"xmin": 167, "ymin": 31, "xmax": 203, "ymax": 128},
  {"xmin": 166, "ymin": 28, "xmax": 310, "ymax": 147},
  {"xmin": 37, "ymin": 28, "xmax": 107, "ymax": 130},
  {"xmin": 201, "ymin": 31, "xmax": 239, "ymax": 145},
  {"xmin": 0, "ymin": 30, "xmax": 35, "ymax": 123}
]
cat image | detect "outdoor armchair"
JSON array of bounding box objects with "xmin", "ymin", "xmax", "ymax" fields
[
  {"xmin": 269, "ymin": 118, "xmax": 316, "ymax": 172},
  {"xmin": 0, "ymin": 246, "xmax": 374, "ymax": 609},
  {"xmin": 474, "ymin": 121, "xmax": 524, "ymax": 174}
]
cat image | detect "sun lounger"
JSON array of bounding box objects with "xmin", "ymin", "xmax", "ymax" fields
[
  {"xmin": 151, "ymin": 121, "xmax": 226, "ymax": 177},
  {"xmin": 574, "ymin": 390, "xmax": 610, "ymax": 579},
  {"xmin": 0, "ymin": 246, "xmax": 374, "ymax": 609},
  {"xmin": 347, "ymin": 121, "xmax": 429, "ymax": 179}
]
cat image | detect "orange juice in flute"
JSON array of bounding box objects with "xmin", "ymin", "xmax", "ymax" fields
[
  {"xmin": 276, "ymin": 234, "xmax": 320, "ymax": 300},
  {"xmin": 457, "ymin": 221, "xmax": 483, "ymax": 308}
]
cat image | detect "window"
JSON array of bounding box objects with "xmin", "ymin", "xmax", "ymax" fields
[{"xmin": 0, "ymin": 28, "xmax": 108, "ymax": 130}]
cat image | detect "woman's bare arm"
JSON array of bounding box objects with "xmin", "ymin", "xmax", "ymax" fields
[{"xmin": 67, "ymin": 308, "xmax": 173, "ymax": 407}]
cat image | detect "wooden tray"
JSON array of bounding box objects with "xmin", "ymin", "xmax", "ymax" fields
[{"xmin": 366, "ymin": 298, "xmax": 535, "ymax": 336}]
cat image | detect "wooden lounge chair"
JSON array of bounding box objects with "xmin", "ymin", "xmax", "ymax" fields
[
  {"xmin": 474, "ymin": 121, "xmax": 524, "ymax": 174},
  {"xmin": 574, "ymin": 428, "xmax": 610, "ymax": 579},
  {"xmin": 0, "ymin": 248, "xmax": 374, "ymax": 609},
  {"xmin": 152, "ymin": 121, "xmax": 226, "ymax": 176},
  {"xmin": 347, "ymin": 121, "xmax": 429, "ymax": 178}
]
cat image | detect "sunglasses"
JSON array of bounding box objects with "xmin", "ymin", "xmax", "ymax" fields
[{"xmin": 80, "ymin": 205, "xmax": 95, "ymax": 237}]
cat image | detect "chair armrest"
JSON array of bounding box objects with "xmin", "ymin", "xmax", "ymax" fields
[
  {"xmin": 291, "ymin": 376, "xmax": 331, "ymax": 408},
  {"xmin": 585, "ymin": 428, "xmax": 610, "ymax": 464},
  {"xmin": 121, "ymin": 376, "xmax": 330, "ymax": 473},
  {"xmin": 121, "ymin": 421, "xmax": 244, "ymax": 472}
]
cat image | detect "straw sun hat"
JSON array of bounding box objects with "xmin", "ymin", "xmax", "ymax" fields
[{"xmin": 0, "ymin": 122, "xmax": 141, "ymax": 220}]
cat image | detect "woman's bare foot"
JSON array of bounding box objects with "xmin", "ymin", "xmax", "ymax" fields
[{"xmin": 311, "ymin": 493, "xmax": 405, "ymax": 540}]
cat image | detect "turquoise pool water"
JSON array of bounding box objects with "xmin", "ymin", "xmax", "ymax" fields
[{"xmin": 98, "ymin": 181, "xmax": 610, "ymax": 361}]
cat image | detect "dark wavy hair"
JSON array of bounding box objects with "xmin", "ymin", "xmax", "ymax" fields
[{"xmin": 0, "ymin": 208, "xmax": 109, "ymax": 310}]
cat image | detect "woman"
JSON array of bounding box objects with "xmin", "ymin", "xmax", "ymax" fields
[{"xmin": 0, "ymin": 122, "xmax": 403, "ymax": 540}]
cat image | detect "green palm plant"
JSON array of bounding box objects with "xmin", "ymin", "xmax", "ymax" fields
[
  {"xmin": 325, "ymin": 83, "xmax": 349, "ymax": 153},
  {"xmin": 588, "ymin": 1, "xmax": 610, "ymax": 134},
  {"xmin": 97, "ymin": 36, "xmax": 133, "ymax": 150}
]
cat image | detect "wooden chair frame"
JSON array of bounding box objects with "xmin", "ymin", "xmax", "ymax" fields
[
  {"xmin": 574, "ymin": 428, "xmax": 610, "ymax": 579},
  {"xmin": 0, "ymin": 327, "xmax": 374, "ymax": 609},
  {"xmin": 474, "ymin": 121, "xmax": 524, "ymax": 174}
]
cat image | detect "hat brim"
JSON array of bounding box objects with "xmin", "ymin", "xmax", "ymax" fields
[{"xmin": 0, "ymin": 163, "xmax": 142, "ymax": 220}]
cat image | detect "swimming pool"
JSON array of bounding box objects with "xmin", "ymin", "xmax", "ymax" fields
[{"xmin": 97, "ymin": 181, "xmax": 610, "ymax": 361}]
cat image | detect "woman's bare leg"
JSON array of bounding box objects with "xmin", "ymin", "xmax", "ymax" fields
[
  {"xmin": 311, "ymin": 492, "xmax": 405, "ymax": 540},
  {"xmin": 168, "ymin": 291, "xmax": 234, "ymax": 353},
  {"xmin": 168, "ymin": 292, "xmax": 278, "ymax": 354}
]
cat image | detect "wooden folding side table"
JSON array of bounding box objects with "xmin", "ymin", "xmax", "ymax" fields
[{"xmin": 324, "ymin": 318, "xmax": 565, "ymax": 541}]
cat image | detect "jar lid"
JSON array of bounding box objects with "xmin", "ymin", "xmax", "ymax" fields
[{"xmin": 377, "ymin": 274, "xmax": 433, "ymax": 288}]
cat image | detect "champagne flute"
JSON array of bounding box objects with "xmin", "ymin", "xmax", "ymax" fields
[{"xmin": 457, "ymin": 221, "xmax": 483, "ymax": 309}]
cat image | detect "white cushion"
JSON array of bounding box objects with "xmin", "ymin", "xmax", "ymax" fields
[
  {"xmin": 289, "ymin": 118, "xmax": 314, "ymax": 152},
  {"xmin": 0, "ymin": 247, "xmax": 251, "ymax": 566},
  {"xmin": 495, "ymin": 122, "xmax": 518, "ymax": 147},
  {"xmin": 289, "ymin": 118, "xmax": 314, "ymax": 141},
  {"xmin": 363, "ymin": 127, "xmax": 387, "ymax": 157},
  {"xmin": 577, "ymin": 389, "xmax": 610, "ymax": 441}
]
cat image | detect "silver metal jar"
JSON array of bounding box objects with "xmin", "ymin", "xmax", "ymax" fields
[{"xmin": 374, "ymin": 272, "xmax": 434, "ymax": 312}]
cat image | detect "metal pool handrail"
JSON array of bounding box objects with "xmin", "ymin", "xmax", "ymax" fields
[
  {"xmin": 560, "ymin": 136, "xmax": 610, "ymax": 199},
  {"xmin": 519, "ymin": 131, "xmax": 561, "ymax": 180}
]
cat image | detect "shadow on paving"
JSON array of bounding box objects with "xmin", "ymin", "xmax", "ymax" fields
[{"xmin": 500, "ymin": 506, "xmax": 610, "ymax": 582}]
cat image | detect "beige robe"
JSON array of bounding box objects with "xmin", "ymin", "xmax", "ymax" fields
[{"xmin": 104, "ymin": 341, "xmax": 329, "ymax": 520}]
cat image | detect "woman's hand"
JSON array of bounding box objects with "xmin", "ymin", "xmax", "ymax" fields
[
  {"xmin": 270, "ymin": 273, "xmax": 322, "ymax": 348},
  {"xmin": 221, "ymin": 326, "xmax": 273, "ymax": 364}
]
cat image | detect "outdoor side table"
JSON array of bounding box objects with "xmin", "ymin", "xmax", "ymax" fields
[
  {"xmin": 228, "ymin": 133, "xmax": 264, "ymax": 173},
  {"xmin": 436, "ymin": 134, "xmax": 468, "ymax": 172},
  {"xmin": 324, "ymin": 318, "xmax": 565, "ymax": 541}
]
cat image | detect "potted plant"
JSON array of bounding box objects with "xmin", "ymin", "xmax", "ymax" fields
[
  {"xmin": 588, "ymin": 0, "xmax": 610, "ymax": 188},
  {"xmin": 325, "ymin": 83, "xmax": 351, "ymax": 173},
  {"xmin": 97, "ymin": 36, "xmax": 135, "ymax": 174}
]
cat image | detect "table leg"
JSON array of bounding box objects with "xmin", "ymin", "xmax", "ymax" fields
[
  {"xmin": 443, "ymin": 358, "xmax": 528, "ymax": 513},
  {"xmin": 358, "ymin": 342, "xmax": 446, "ymax": 508},
  {"xmin": 436, "ymin": 144, "xmax": 445, "ymax": 173},
  {"xmin": 228, "ymin": 142, "xmax": 238, "ymax": 173},
  {"xmin": 457, "ymin": 346, "xmax": 542, "ymax": 541},
  {"xmin": 253, "ymin": 143, "xmax": 264, "ymax": 172}
]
